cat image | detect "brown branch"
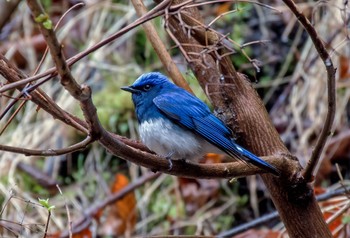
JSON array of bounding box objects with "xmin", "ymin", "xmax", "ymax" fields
[
  {"xmin": 1, "ymin": 52, "xmax": 280, "ymax": 179},
  {"xmin": 26, "ymin": 0, "xmax": 81, "ymax": 96},
  {"xmin": 0, "ymin": 54, "xmax": 89, "ymax": 134},
  {"xmin": 131, "ymin": 0, "xmax": 193, "ymax": 93},
  {"xmin": 281, "ymin": 0, "xmax": 336, "ymax": 183},
  {"xmin": 0, "ymin": 0, "xmax": 20, "ymax": 30},
  {"xmin": 26, "ymin": 0, "xmax": 103, "ymax": 140},
  {"xmin": 99, "ymin": 129, "xmax": 284, "ymax": 179},
  {"xmin": 0, "ymin": 136, "xmax": 93, "ymax": 156},
  {"xmin": 32, "ymin": 2, "xmax": 85, "ymax": 76}
]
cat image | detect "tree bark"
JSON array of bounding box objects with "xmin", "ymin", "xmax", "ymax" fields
[{"xmin": 165, "ymin": 1, "xmax": 332, "ymax": 237}]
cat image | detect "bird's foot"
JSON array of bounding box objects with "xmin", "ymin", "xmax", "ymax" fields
[{"xmin": 165, "ymin": 151, "xmax": 174, "ymax": 171}]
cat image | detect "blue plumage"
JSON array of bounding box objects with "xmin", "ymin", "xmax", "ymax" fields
[{"xmin": 121, "ymin": 72, "xmax": 279, "ymax": 176}]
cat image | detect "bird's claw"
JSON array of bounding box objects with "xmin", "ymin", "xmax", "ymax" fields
[
  {"xmin": 165, "ymin": 151, "xmax": 174, "ymax": 171},
  {"xmin": 166, "ymin": 159, "xmax": 173, "ymax": 171}
]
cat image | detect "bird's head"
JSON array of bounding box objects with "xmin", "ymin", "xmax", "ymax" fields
[{"xmin": 121, "ymin": 72, "xmax": 173, "ymax": 106}]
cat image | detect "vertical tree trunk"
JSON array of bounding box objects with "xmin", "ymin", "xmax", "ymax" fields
[{"xmin": 165, "ymin": 1, "xmax": 332, "ymax": 237}]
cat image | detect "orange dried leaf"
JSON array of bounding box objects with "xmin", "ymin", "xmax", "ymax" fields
[
  {"xmin": 72, "ymin": 228, "xmax": 92, "ymax": 238},
  {"xmin": 101, "ymin": 174, "xmax": 137, "ymax": 236},
  {"xmin": 204, "ymin": 153, "xmax": 225, "ymax": 163},
  {"xmin": 339, "ymin": 55, "xmax": 350, "ymax": 80},
  {"xmin": 215, "ymin": 3, "xmax": 231, "ymax": 15},
  {"xmin": 314, "ymin": 186, "xmax": 326, "ymax": 196}
]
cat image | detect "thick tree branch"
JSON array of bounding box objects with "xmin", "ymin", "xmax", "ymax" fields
[{"xmin": 161, "ymin": 1, "xmax": 332, "ymax": 237}]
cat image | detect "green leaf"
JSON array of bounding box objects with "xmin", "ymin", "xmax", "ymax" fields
[
  {"xmin": 43, "ymin": 19, "xmax": 53, "ymax": 30},
  {"xmin": 34, "ymin": 14, "xmax": 53, "ymax": 30},
  {"xmin": 38, "ymin": 198, "xmax": 55, "ymax": 211},
  {"xmin": 47, "ymin": 205, "xmax": 55, "ymax": 211},
  {"xmin": 34, "ymin": 14, "xmax": 48, "ymax": 23}
]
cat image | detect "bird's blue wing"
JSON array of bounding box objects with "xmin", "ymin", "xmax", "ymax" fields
[
  {"xmin": 153, "ymin": 91, "xmax": 231, "ymax": 137},
  {"xmin": 153, "ymin": 91, "xmax": 279, "ymax": 176}
]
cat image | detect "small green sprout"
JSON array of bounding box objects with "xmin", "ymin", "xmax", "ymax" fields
[
  {"xmin": 38, "ymin": 198, "xmax": 55, "ymax": 211},
  {"xmin": 34, "ymin": 13, "xmax": 53, "ymax": 30}
]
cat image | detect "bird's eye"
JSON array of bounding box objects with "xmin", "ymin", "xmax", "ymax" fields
[{"xmin": 143, "ymin": 84, "xmax": 151, "ymax": 91}]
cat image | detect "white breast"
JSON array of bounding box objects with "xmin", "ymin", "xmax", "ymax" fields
[{"xmin": 139, "ymin": 118, "xmax": 219, "ymax": 160}]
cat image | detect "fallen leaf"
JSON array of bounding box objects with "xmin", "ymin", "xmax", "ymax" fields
[{"xmin": 100, "ymin": 174, "xmax": 137, "ymax": 236}]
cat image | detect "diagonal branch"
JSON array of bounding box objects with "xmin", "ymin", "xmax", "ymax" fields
[
  {"xmin": 26, "ymin": 0, "xmax": 104, "ymax": 140},
  {"xmin": 131, "ymin": 0, "xmax": 193, "ymax": 93}
]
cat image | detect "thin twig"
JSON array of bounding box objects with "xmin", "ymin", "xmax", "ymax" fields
[
  {"xmin": 0, "ymin": 136, "xmax": 93, "ymax": 156},
  {"xmin": 0, "ymin": 97, "xmax": 29, "ymax": 135},
  {"xmin": 281, "ymin": 0, "xmax": 336, "ymax": 182},
  {"xmin": 43, "ymin": 211, "xmax": 51, "ymax": 238},
  {"xmin": 56, "ymin": 185, "xmax": 72, "ymax": 238}
]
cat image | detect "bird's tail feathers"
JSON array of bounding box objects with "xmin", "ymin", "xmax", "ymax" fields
[{"xmin": 233, "ymin": 144, "xmax": 280, "ymax": 176}]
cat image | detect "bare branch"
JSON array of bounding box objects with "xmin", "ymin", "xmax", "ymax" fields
[
  {"xmin": 26, "ymin": 0, "xmax": 104, "ymax": 140},
  {"xmin": 0, "ymin": 136, "xmax": 93, "ymax": 156},
  {"xmin": 0, "ymin": 54, "xmax": 89, "ymax": 133},
  {"xmin": 280, "ymin": 0, "xmax": 337, "ymax": 182},
  {"xmin": 99, "ymin": 129, "xmax": 283, "ymax": 179}
]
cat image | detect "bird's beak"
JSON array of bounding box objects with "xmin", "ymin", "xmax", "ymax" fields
[{"xmin": 121, "ymin": 86, "xmax": 139, "ymax": 93}]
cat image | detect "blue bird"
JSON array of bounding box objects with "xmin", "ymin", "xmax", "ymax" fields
[{"xmin": 121, "ymin": 72, "xmax": 279, "ymax": 176}]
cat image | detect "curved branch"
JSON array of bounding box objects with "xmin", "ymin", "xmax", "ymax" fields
[
  {"xmin": 99, "ymin": 129, "xmax": 283, "ymax": 179},
  {"xmin": 0, "ymin": 54, "xmax": 89, "ymax": 134},
  {"xmin": 281, "ymin": 0, "xmax": 336, "ymax": 182}
]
